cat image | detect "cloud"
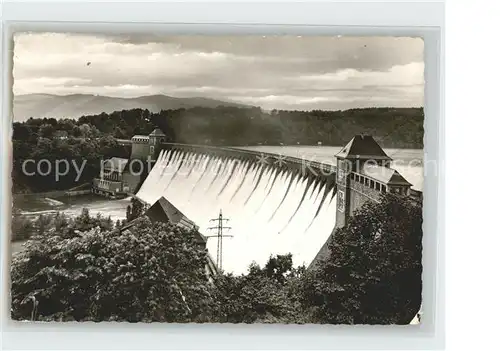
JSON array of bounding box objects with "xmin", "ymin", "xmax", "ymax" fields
[
  {"xmin": 13, "ymin": 33, "xmax": 424, "ymax": 110},
  {"xmin": 286, "ymin": 62, "xmax": 424, "ymax": 91},
  {"xmin": 103, "ymin": 34, "xmax": 423, "ymax": 70}
]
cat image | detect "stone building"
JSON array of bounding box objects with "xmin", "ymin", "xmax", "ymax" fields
[
  {"xmin": 93, "ymin": 128, "xmax": 169, "ymax": 197},
  {"xmin": 116, "ymin": 128, "xmax": 168, "ymax": 195},
  {"xmin": 130, "ymin": 128, "xmax": 167, "ymax": 161},
  {"xmin": 92, "ymin": 156, "xmax": 130, "ymax": 198},
  {"xmin": 334, "ymin": 135, "xmax": 412, "ymax": 228},
  {"xmin": 309, "ymin": 135, "xmax": 414, "ymax": 268}
]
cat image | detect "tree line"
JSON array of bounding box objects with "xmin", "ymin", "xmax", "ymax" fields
[
  {"xmin": 11, "ymin": 194, "xmax": 422, "ymax": 324},
  {"xmin": 75, "ymin": 106, "xmax": 424, "ymax": 147},
  {"xmin": 12, "ymin": 106, "xmax": 423, "ymax": 193},
  {"xmin": 12, "ymin": 120, "xmax": 129, "ymax": 193}
]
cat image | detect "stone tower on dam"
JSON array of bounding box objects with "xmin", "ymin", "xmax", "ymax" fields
[
  {"xmin": 130, "ymin": 128, "xmax": 167, "ymax": 161},
  {"xmin": 310, "ymin": 135, "xmax": 414, "ymax": 268},
  {"xmin": 120, "ymin": 128, "xmax": 167, "ymax": 194}
]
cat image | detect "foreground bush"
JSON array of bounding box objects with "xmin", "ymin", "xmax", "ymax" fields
[
  {"xmin": 301, "ymin": 194, "xmax": 422, "ymax": 324},
  {"xmin": 11, "ymin": 208, "xmax": 113, "ymax": 243},
  {"xmin": 11, "ymin": 216, "xmax": 213, "ymax": 322},
  {"xmin": 210, "ymin": 254, "xmax": 311, "ymax": 324},
  {"xmin": 11, "ymin": 194, "xmax": 422, "ymax": 324}
]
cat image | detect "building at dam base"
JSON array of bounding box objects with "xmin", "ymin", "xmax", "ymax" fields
[
  {"xmin": 121, "ymin": 195, "xmax": 218, "ymax": 280},
  {"xmin": 92, "ymin": 128, "xmax": 167, "ymax": 197},
  {"xmin": 91, "ymin": 157, "xmax": 130, "ymax": 198},
  {"xmin": 104, "ymin": 130, "xmax": 418, "ymax": 273}
]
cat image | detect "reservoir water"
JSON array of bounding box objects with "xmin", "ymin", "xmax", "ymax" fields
[{"xmin": 240, "ymin": 146, "xmax": 424, "ymax": 191}]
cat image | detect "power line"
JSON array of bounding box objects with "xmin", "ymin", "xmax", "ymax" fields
[{"xmin": 206, "ymin": 209, "xmax": 232, "ymax": 271}]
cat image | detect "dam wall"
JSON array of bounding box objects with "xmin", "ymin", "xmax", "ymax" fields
[
  {"xmin": 136, "ymin": 147, "xmax": 338, "ymax": 274},
  {"xmin": 132, "ymin": 134, "xmax": 417, "ymax": 274}
]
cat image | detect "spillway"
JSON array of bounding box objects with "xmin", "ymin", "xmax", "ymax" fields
[{"xmin": 136, "ymin": 149, "xmax": 337, "ymax": 274}]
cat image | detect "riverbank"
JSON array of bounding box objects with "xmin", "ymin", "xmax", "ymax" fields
[
  {"xmin": 11, "ymin": 193, "xmax": 132, "ymax": 255},
  {"xmin": 13, "ymin": 183, "xmax": 92, "ymax": 201},
  {"xmin": 11, "ymin": 241, "xmax": 26, "ymax": 255},
  {"xmin": 14, "ymin": 194, "xmax": 130, "ymax": 221}
]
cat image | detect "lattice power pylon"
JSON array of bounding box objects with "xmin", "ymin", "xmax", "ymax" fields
[{"xmin": 207, "ymin": 209, "xmax": 233, "ymax": 271}]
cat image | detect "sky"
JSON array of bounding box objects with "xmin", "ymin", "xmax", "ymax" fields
[{"xmin": 13, "ymin": 33, "xmax": 424, "ymax": 111}]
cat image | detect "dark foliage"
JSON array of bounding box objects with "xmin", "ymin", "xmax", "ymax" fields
[
  {"xmin": 210, "ymin": 254, "xmax": 311, "ymax": 323},
  {"xmin": 73, "ymin": 106, "xmax": 423, "ymax": 148},
  {"xmin": 11, "ymin": 207, "xmax": 35, "ymax": 242},
  {"xmin": 301, "ymin": 194, "xmax": 422, "ymax": 324},
  {"xmin": 10, "ymin": 191, "xmax": 422, "ymax": 324},
  {"xmin": 10, "ymin": 209, "xmax": 110, "ymax": 243},
  {"xmin": 11, "ymin": 212, "xmax": 213, "ymax": 322},
  {"xmin": 12, "ymin": 120, "xmax": 129, "ymax": 193},
  {"xmin": 12, "ymin": 106, "xmax": 423, "ymax": 193},
  {"xmin": 126, "ymin": 198, "xmax": 145, "ymax": 222}
]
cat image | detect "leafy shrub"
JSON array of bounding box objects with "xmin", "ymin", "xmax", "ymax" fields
[
  {"xmin": 11, "ymin": 195, "xmax": 422, "ymax": 324},
  {"xmin": 210, "ymin": 255, "xmax": 310, "ymax": 324},
  {"xmin": 11, "ymin": 216, "xmax": 34, "ymax": 242},
  {"xmin": 11, "ymin": 216, "xmax": 213, "ymax": 322},
  {"xmin": 11, "ymin": 208, "xmax": 113, "ymax": 243},
  {"xmin": 301, "ymin": 194, "xmax": 422, "ymax": 324}
]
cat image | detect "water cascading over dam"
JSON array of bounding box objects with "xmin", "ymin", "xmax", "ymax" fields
[{"xmin": 136, "ymin": 148, "xmax": 338, "ymax": 274}]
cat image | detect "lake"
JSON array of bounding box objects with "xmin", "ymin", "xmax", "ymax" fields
[{"xmin": 239, "ymin": 146, "xmax": 424, "ymax": 191}]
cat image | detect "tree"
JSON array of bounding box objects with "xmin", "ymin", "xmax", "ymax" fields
[
  {"xmin": 78, "ymin": 123, "xmax": 100, "ymax": 139},
  {"xmin": 13, "ymin": 123, "xmax": 31, "ymax": 140},
  {"xmin": 11, "ymin": 207, "xmax": 34, "ymax": 242},
  {"xmin": 11, "ymin": 210, "xmax": 72, "ymax": 242},
  {"xmin": 210, "ymin": 255, "xmax": 310, "ymax": 324},
  {"xmin": 126, "ymin": 198, "xmax": 144, "ymax": 222},
  {"xmin": 262, "ymin": 253, "xmax": 294, "ymax": 284},
  {"xmin": 115, "ymin": 219, "xmax": 123, "ymax": 229},
  {"xmin": 11, "ymin": 106, "xmax": 423, "ymax": 193},
  {"xmin": 126, "ymin": 205, "xmax": 132, "ymax": 222},
  {"xmin": 38, "ymin": 124, "xmax": 55, "ymax": 138},
  {"xmin": 72, "ymin": 208, "xmax": 113, "ymax": 233},
  {"xmin": 301, "ymin": 194, "xmax": 422, "ymax": 324},
  {"xmin": 10, "ymin": 216, "xmax": 213, "ymax": 322},
  {"xmin": 33, "ymin": 214, "xmax": 53, "ymax": 237}
]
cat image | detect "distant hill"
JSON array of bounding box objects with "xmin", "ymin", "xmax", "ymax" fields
[{"xmin": 13, "ymin": 93, "xmax": 251, "ymax": 121}]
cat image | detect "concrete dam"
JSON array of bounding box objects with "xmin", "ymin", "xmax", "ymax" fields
[
  {"xmin": 136, "ymin": 146, "xmax": 339, "ymax": 274},
  {"xmin": 97, "ymin": 130, "xmax": 418, "ymax": 274}
]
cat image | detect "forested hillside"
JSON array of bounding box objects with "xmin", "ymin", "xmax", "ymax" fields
[
  {"xmin": 12, "ymin": 106, "xmax": 423, "ymax": 193},
  {"xmin": 51, "ymin": 106, "xmax": 423, "ymax": 148}
]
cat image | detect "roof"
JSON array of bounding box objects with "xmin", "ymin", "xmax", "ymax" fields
[
  {"xmin": 336, "ymin": 135, "xmax": 392, "ymax": 161},
  {"xmin": 122, "ymin": 197, "xmax": 205, "ymax": 241},
  {"xmin": 205, "ymin": 253, "xmax": 218, "ymax": 277},
  {"xmin": 120, "ymin": 197, "xmax": 217, "ymax": 277},
  {"xmin": 149, "ymin": 128, "xmax": 166, "ymax": 137},
  {"xmin": 146, "ymin": 196, "xmax": 203, "ymax": 238},
  {"xmin": 360, "ymin": 164, "xmax": 412, "ymax": 186},
  {"xmin": 102, "ymin": 157, "xmax": 128, "ymax": 173}
]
